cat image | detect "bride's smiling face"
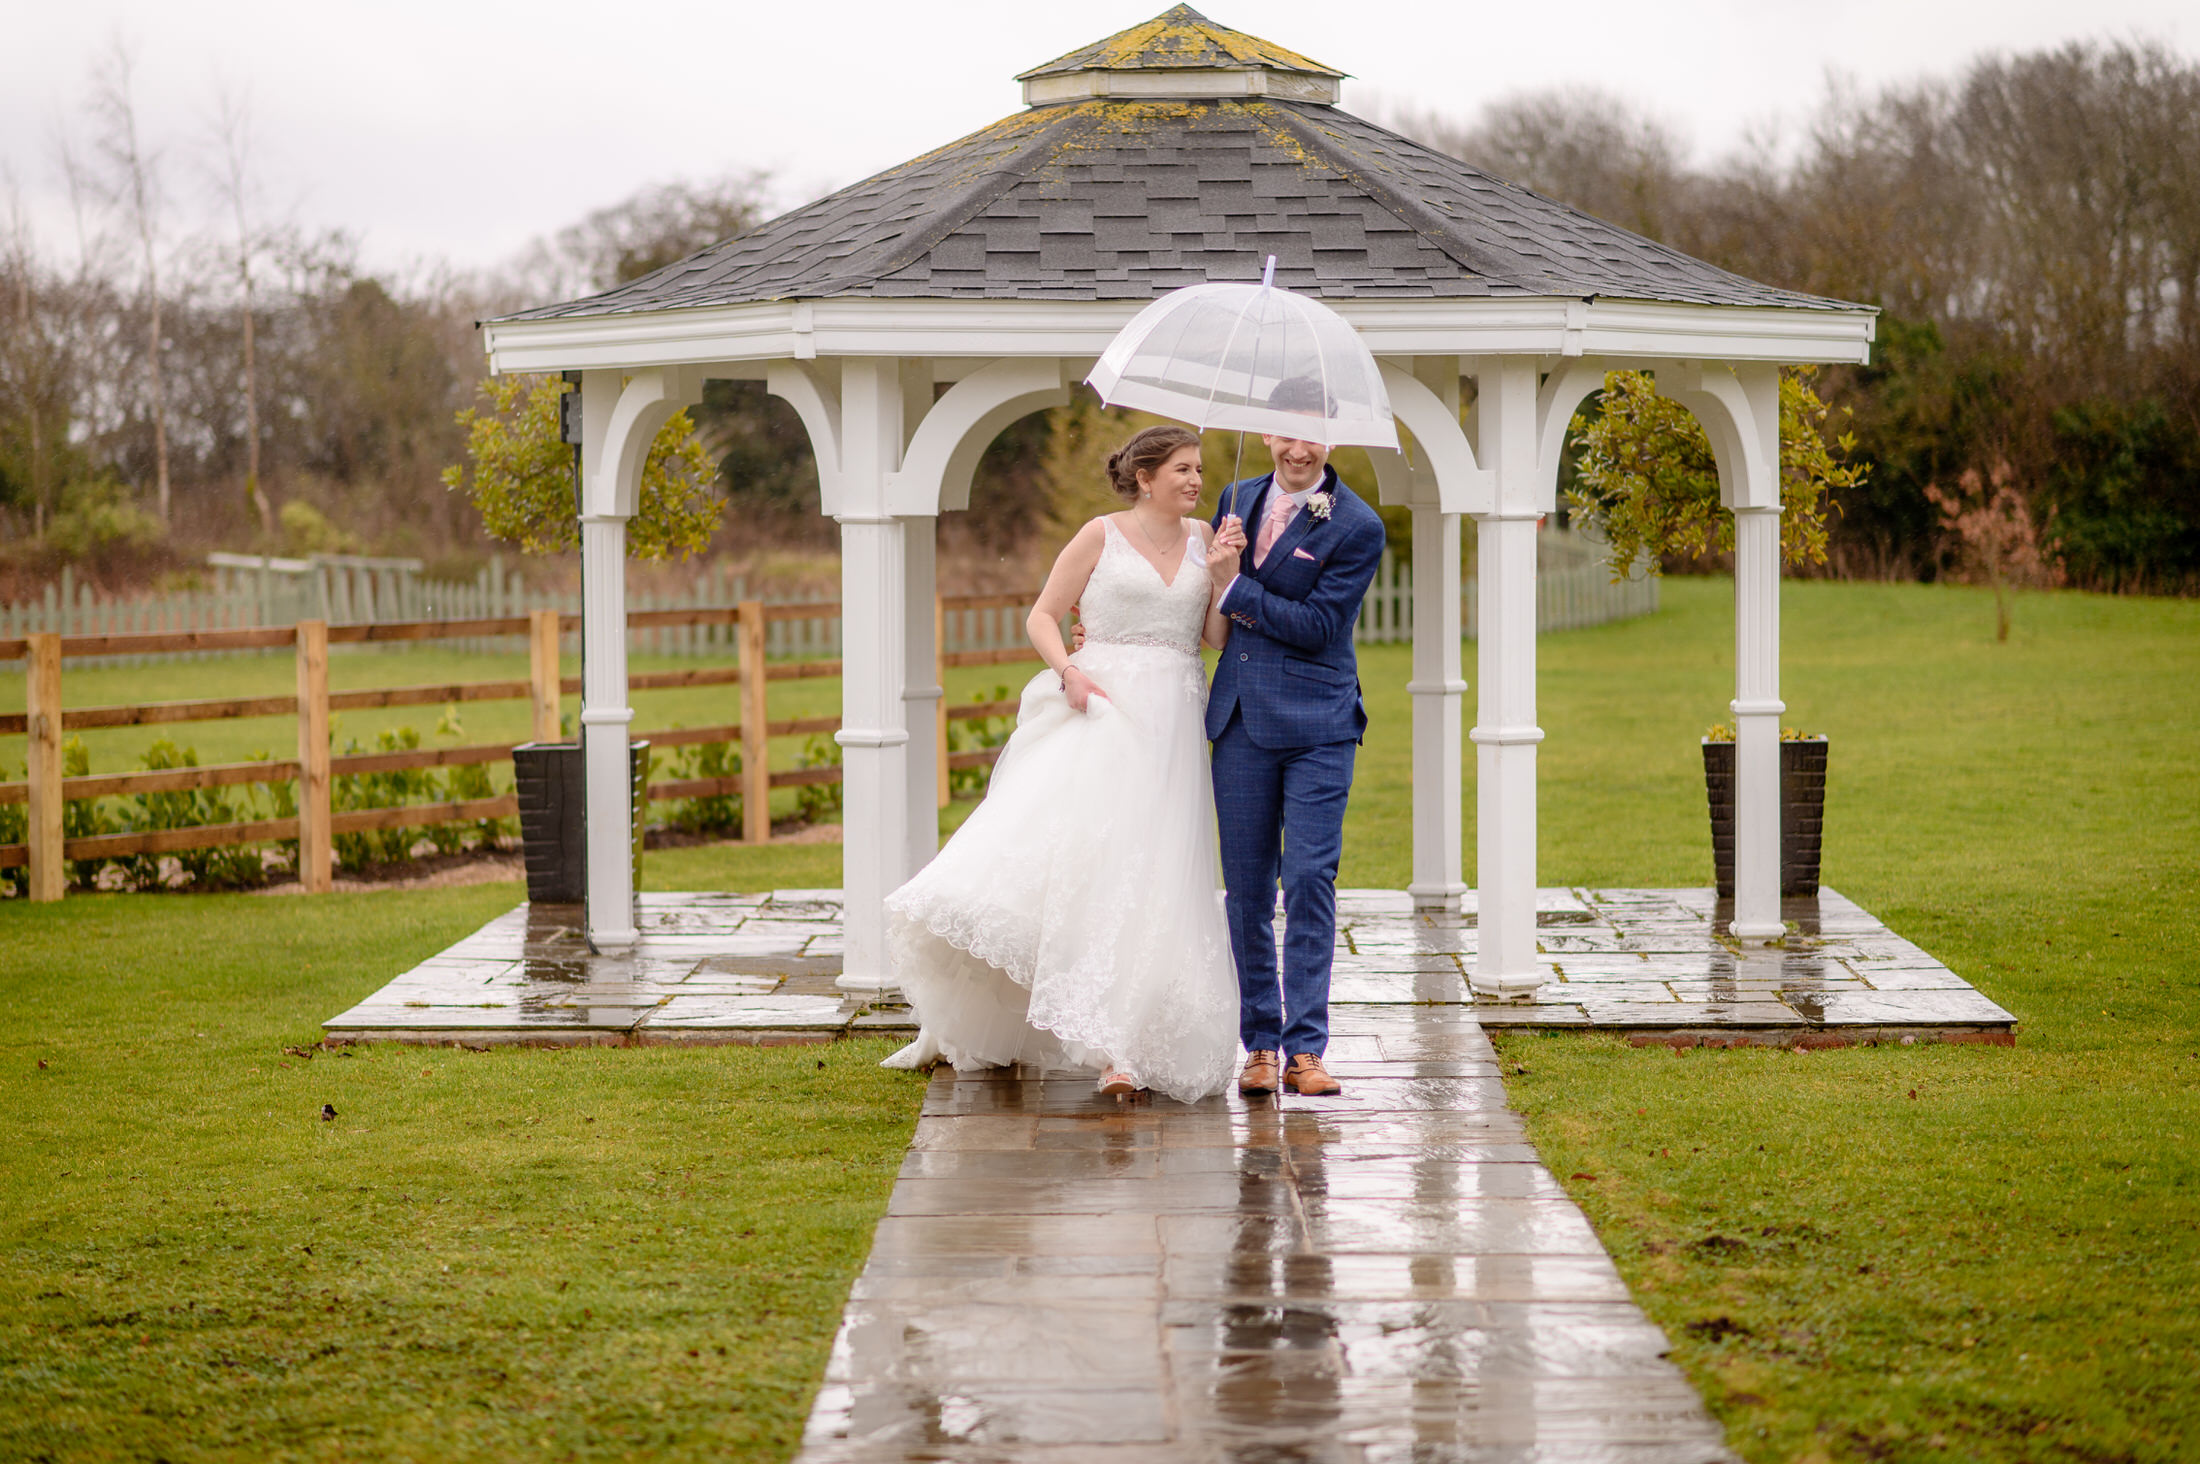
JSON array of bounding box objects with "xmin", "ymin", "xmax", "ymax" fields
[{"xmin": 1139, "ymin": 445, "xmax": 1204, "ymax": 513}]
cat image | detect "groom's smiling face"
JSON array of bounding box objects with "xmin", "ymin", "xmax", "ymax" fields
[{"xmin": 1262, "ymin": 433, "xmax": 1330, "ymax": 495}]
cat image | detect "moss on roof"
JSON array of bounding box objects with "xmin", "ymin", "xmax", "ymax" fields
[{"xmin": 1016, "ymin": 4, "xmax": 1343, "ymax": 81}]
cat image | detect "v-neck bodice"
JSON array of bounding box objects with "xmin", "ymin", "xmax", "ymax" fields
[{"xmin": 1080, "ymin": 519, "xmax": 1208, "ymax": 656}]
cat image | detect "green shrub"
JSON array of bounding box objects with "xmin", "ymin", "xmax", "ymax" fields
[
  {"xmin": 0, "ymin": 761, "xmax": 24, "ymax": 898},
  {"xmin": 277, "ymin": 499, "xmax": 360, "ymax": 556},
  {"xmin": 119, "ymin": 739, "xmax": 270, "ymax": 890},
  {"xmin": 6, "ymin": 709, "xmax": 524, "ymax": 894},
  {"xmin": 661, "ymin": 737, "xmax": 743, "ymax": 836},
  {"xmin": 946, "ymin": 684, "xmax": 1017, "ymax": 799},
  {"xmin": 46, "ymin": 481, "xmax": 166, "ymax": 559},
  {"xmin": 794, "ymin": 734, "xmax": 842, "ymax": 825},
  {"xmin": 331, "ymin": 727, "xmax": 437, "ymax": 868},
  {"xmin": 322, "ymin": 707, "xmax": 515, "ymax": 870}
]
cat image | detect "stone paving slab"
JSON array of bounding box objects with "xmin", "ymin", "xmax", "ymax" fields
[
  {"xmin": 324, "ymin": 887, "xmax": 2014, "ymax": 1047},
  {"xmin": 795, "ymin": 1007, "xmax": 1738, "ymax": 1464}
]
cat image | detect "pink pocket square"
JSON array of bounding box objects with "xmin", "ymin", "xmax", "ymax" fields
[{"xmin": 1291, "ymin": 548, "xmax": 1318, "ymax": 561}]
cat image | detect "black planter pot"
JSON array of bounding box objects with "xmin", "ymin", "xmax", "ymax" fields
[
  {"xmin": 1702, "ymin": 737, "xmax": 1827, "ymax": 898},
  {"xmin": 512, "ymin": 741, "xmax": 649, "ymax": 906}
]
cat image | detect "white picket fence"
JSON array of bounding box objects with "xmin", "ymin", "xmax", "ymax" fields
[
  {"xmin": 1352, "ymin": 530, "xmax": 1661, "ymax": 643},
  {"xmin": 0, "ymin": 557, "xmax": 839, "ymax": 665},
  {"xmin": 2, "ymin": 532, "xmax": 1656, "ymax": 665}
]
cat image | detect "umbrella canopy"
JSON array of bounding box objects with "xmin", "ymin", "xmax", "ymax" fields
[{"xmin": 1086, "ymin": 262, "xmax": 1399, "ymax": 452}]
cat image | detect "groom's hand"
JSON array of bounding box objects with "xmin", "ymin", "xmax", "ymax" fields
[{"xmin": 1207, "ymin": 516, "xmax": 1246, "ymax": 590}]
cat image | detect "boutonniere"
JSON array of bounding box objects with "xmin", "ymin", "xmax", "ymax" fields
[{"xmin": 1306, "ymin": 490, "xmax": 1334, "ymax": 522}]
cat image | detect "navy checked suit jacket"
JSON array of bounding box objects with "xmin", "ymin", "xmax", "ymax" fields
[{"xmin": 1205, "ymin": 469, "xmax": 1386, "ymax": 749}]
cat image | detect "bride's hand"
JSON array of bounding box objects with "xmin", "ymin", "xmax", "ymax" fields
[
  {"xmin": 1206, "ymin": 515, "xmax": 1246, "ymax": 588},
  {"xmin": 1062, "ymin": 665, "xmax": 1108, "ymax": 713}
]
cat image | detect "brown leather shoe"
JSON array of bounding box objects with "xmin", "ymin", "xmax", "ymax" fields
[
  {"xmin": 1239, "ymin": 1049, "xmax": 1281, "ymax": 1097},
  {"xmin": 1284, "ymin": 1053, "xmax": 1341, "ymax": 1096}
]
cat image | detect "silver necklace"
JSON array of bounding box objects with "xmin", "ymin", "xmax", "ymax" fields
[{"xmin": 1129, "ymin": 509, "xmax": 1179, "ymax": 559}]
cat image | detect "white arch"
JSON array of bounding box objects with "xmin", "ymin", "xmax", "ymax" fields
[
  {"xmin": 888, "ymin": 358, "xmax": 1070, "ymax": 516},
  {"xmin": 1533, "ymin": 357, "xmax": 1612, "ymax": 510},
  {"xmin": 1371, "ymin": 360, "xmax": 1488, "ymax": 512},
  {"xmin": 587, "ymin": 366, "xmax": 702, "ymax": 519},
  {"xmin": 766, "ymin": 360, "xmax": 846, "ymax": 515},
  {"xmin": 1657, "ymin": 360, "xmax": 1780, "ymax": 510}
]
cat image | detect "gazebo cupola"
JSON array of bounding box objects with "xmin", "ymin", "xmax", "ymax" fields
[
  {"xmin": 1018, "ymin": 5, "xmax": 1344, "ymax": 105},
  {"xmin": 482, "ymin": 5, "xmax": 1874, "ymax": 995}
]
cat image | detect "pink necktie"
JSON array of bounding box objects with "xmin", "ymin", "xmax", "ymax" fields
[{"xmin": 1254, "ymin": 492, "xmax": 1296, "ymax": 568}]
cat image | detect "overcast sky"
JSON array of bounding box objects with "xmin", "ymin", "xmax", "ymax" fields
[{"xmin": 4, "ymin": 0, "xmax": 2191, "ymax": 280}]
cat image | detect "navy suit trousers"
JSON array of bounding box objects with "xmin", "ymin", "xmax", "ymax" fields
[{"xmin": 1212, "ymin": 709, "xmax": 1356, "ymax": 1058}]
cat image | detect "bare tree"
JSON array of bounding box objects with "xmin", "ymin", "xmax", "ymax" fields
[
  {"xmin": 1, "ymin": 179, "xmax": 53, "ymax": 540},
  {"xmin": 88, "ymin": 37, "xmax": 172, "ymax": 523},
  {"xmin": 1385, "ymin": 87, "xmax": 1692, "ymax": 241},
  {"xmin": 207, "ymin": 79, "xmax": 272, "ymax": 537},
  {"xmin": 503, "ymin": 172, "xmax": 773, "ymax": 303}
]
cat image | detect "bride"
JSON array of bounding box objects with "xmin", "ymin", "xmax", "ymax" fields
[{"xmin": 881, "ymin": 425, "xmax": 1249, "ymax": 1102}]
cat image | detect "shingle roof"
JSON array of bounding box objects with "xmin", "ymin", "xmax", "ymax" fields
[
  {"xmin": 1016, "ymin": 4, "xmax": 1342, "ymax": 82},
  {"xmin": 502, "ymin": 90, "xmax": 1858, "ymax": 322}
]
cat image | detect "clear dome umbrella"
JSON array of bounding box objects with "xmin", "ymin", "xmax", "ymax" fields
[{"xmin": 1087, "ymin": 257, "xmax": 1398, "ymax": 515}]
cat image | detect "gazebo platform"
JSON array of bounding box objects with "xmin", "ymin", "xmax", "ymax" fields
[{"xmin": 322, "ymin": 888, "xmax": 2014, "ymax": 1049}]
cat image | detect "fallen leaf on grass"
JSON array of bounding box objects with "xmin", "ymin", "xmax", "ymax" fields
[{"xmin": 1570, "ymin": 1172, "xmax": 1598, "ymax": 1181}]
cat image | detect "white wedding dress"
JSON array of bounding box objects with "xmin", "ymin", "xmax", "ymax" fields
[{"xmin": 880, "ymin": 519, "xmax": 1239, "ymax": 1102}]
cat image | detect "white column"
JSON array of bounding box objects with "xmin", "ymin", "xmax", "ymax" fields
[
  {"xmin": 1468, "ymin": 359, "xmax": 1545, "ymax": 996},
  {"xmin": 1664, "ymin": 360, "xmax": 1786, "ymax": 943},
  {"xmin": 835, "ymin": 359, "xmax": 912, "ymax": 993},
  {"xmin": 902, "ymin": 514, "xmax": 940, "ymax": 876},
  {"xmin": 1731, "ymin": 505, "xmax": 1785, "ymax": 938},
  {"xmin": 572, "ymin": 365, "xmax": 698, "ymax": 952},
  {"xmin": 1406, "ymin": 501, "xmax": 1466, "ymax": 911},
  {"xmin": 580, "ymin": 514, "xmax": 637, "ymax": 947}
]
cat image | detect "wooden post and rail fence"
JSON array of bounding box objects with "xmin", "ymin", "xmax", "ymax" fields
[{"xmin": 1, "ymin": 595, "xmax": 1037, "ymax": 903}]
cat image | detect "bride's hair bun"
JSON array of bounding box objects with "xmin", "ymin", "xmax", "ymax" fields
[{"xmin": 1106, "ymin": 425, "xmax": 1202, "ymax": 504}]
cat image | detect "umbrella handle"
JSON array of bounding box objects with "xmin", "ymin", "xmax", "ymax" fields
[{"xmin": 1225, "ymin": 430, "xmax": 1247, "ymax": 522}]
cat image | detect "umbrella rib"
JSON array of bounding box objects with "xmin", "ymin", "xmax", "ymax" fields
[
  {"xmin": 1309, "ymin": 295, "xmax": 1336, "ymax": 448},
  {"xmin": 1200, "ymin": 287, "xmax": 1265, "ymax": 426}
]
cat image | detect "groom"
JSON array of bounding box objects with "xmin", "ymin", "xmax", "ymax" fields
[{"xmin": 1205, "ymin": 382, "xmax": 1387, "ymax": 1098}]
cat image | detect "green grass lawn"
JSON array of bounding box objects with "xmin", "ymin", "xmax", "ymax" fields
[
  {"xmin": 4, "ymin": 576, "xmax": 2196, "ymax": 1461},
  {"xmin": 0, "ymin": 884, "xmax": 924, "ymax": 1462},
  {"xmin": 1468, "ymin": 578, "xmax": 2200, "ymax": 1464}
]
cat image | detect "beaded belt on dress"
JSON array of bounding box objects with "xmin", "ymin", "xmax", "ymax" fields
[{"xmin": 1085, "ymin": 631, "xmax": 1199, "ymax": 656}]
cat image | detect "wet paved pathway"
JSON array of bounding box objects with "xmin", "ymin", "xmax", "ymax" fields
[{"xmin": 796, "ymin": 1004, "xmax": 1737, "ymax": 1464}]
